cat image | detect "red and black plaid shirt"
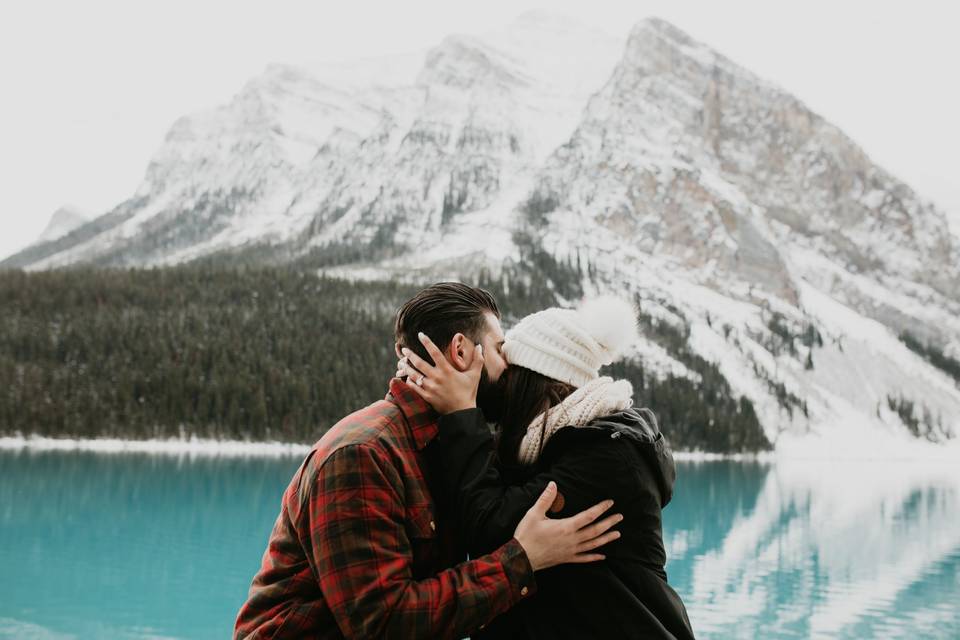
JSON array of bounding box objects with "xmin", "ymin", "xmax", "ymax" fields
[{"xmin": 234, "ymin": 378, "xmax": 536, "ymax": 639}]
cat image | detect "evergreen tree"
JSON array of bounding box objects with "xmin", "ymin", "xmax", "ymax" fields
[{"xmin": 0, "ymin": 264, "xmax": 774, "ymax": 452}]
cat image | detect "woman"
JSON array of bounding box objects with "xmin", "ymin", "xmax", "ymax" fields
[{"xmin": 398, "ymin": 296, "xmax": 696, "ymax": 639}]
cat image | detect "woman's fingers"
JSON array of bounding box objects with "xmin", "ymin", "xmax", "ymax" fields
[
  {"xmin": 397, "ymin": 357, "xmax": 426, "ymax": 378},
  {"xmin": 398, "ymin": 359, "xmax": 422, "ymax": 382},
  {"xmin": 404, "ymin": 378, "xmax": 428, "ymax": 399},
  {"xmin": 404, "ymin": 373, "xmax": 439, "ymax": 398},
  {"xmin": 400, "ymin": 347, "xmax": 436, "ymax": 379},
  {"xmin": 470, "ymin": 344, "xmax": 484, "ymax": 371},
  {"xmin": 417, "ymin": 332, "xmax": 450, "ymax": 371}
]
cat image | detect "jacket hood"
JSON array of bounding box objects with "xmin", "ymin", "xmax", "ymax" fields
[{"xmin": 584, "ymin": 407, "xmax": 677, "ymax": 507}]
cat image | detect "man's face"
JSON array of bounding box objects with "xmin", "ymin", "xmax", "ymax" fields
[
  {"xmin": 476, "ymin": 312, "xmax": 508, "ymax": 383},
  {"xmin": 474, "ymin": 312, "xmax": 508, "ymax": 423}
]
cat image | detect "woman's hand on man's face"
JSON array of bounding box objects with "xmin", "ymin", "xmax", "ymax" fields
[{"xmin": 396, "ymin": 332, "xmax": 484, "ymax": 415}]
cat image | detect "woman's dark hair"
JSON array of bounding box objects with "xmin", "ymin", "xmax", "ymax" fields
[
  {"xmin": 394, "ymin": 282, "xmax": 500, "ymax": 366},
  {"xmin": 495, "ymin": 365, "xmax": 576, "ymax": 471}
]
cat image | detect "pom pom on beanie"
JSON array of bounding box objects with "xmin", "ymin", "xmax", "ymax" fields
[{"xmin": 502, "ymin": 295, "xmax": 639, "ymax": 387}]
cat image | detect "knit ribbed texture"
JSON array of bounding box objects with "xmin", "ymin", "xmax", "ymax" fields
[
  {"xmin": 517, "ymin": 377, "xmax": 634, "ymax": 464},
  {"xmin": 502, "ymin": 302, "xmax": 636, "ymax": 388}
]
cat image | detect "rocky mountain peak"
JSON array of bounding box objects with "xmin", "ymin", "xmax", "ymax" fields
[
  {"xmin": 3, "ymin": 14, "xmax": 957, "ymax": 451},
  {"xmin": 417, "ymin": 35, "xmax": 530, "ymax": 91},
  {"xmin": 34, "ymin": 205, "xmax": 90, "ymax": 245}
]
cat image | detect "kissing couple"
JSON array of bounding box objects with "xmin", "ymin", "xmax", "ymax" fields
[{"xmin": 235, "ymin": 282, "xmax": 695, "ymax": 639}]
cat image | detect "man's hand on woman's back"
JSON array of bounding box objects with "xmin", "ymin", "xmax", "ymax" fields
[{"xmin": 513, "ymin": 480, "xmax": 622, "ymax": 571}]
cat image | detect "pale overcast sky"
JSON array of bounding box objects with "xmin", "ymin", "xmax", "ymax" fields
[{"xmin": 1, "ymin": 0, "xmax": 957, "ymax": 261}]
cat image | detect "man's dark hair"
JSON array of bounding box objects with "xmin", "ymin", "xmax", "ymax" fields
[{"xmin": 394, "ymin": 282, "xmax": 500, "ymax": 366}]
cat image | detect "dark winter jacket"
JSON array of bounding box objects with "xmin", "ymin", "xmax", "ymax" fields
[{"xmin": 435, "ymin": 406, "xmax": 696, "ymax": 640}]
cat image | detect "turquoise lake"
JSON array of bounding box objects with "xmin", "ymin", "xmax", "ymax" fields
[{"xmin": 1, "ymin": 450, "xmax": 958, "ymax": 639}]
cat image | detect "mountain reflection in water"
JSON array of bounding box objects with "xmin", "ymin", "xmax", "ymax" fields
[
  {"xmin": 1, "ymin": 451, "xmax": 958, "ymax": 639},
  {"xmin": 665, "ymin": 459, "xmax": 960, "ymax": 638}
]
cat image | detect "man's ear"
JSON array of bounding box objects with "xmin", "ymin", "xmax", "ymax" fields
[{"xmin": 448, "ymin": 333, "xmax": 471, "ymax": 371}]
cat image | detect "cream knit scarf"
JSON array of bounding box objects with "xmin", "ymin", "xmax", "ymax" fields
[{"xmin": 517, "ymin": 376, "xmax": 634, "ymax": 465}]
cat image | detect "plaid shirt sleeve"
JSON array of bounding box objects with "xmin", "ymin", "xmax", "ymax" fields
[{"xmin": 305, "ymin": 442, "xmax": 536, "ymax": 639}]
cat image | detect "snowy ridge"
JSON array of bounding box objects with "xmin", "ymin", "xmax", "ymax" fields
[
  {"xmin": 0, "ymin": 436, "xmax": 310, "ymax": 458},
  {"xmin": 32, "ymin": 205, "xmax": 89, "ymax": 245},
  {"xmin": 3, "ymin": 12, "xmax": 957, "ymax": 453},
  {"xmin": 3, "ymin": 434, "xmax": 957, "ymax": 461}
]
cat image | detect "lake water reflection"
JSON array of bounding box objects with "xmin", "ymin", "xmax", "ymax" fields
[
  {"xmin": 665, "ymin": 459, "xmax": 960, "ymax": 638},
  {"xmin": 1, "ymin": 451, "xmax": 958, "ymax": 639}
]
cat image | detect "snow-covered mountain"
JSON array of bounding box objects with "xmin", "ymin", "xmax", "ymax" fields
[
  {"xmin": 3, "ymin": 12, "xmax": 958, "ymax": 453},
  {"xmin": 32, "ymin": 205, "xmax": 89, "ymax": 245}
]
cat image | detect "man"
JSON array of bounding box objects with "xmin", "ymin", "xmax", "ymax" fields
[{"xmin": 234, "ymin": 283, "xmax": 621, "ymax": 639}]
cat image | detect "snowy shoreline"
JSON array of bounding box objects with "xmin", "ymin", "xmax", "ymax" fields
[
  {"xmin": 0, "ymin": 435, "xmax": 312, "ymax": 457},
  {"xmin": 1, "ymin": 434, "xmax": 958, "ymax": 462}
]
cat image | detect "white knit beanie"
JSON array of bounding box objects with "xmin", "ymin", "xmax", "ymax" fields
[{"xmin": 502, "ymin": 295, "xmax": 640, "ymax": 387}]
